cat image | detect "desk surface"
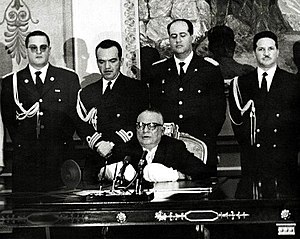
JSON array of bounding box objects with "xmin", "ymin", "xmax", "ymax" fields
[{"xmin": 0, "ymin": 180, "xmax": 299, "ymax": 229}]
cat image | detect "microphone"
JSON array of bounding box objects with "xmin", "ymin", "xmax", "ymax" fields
[
  {"xmin": 135, "ymin": 151, "xmax": 148, "ymax": 195},
  {"xmin": 116, "ymin": 156, "xmax": 131, "ymax": 185}
]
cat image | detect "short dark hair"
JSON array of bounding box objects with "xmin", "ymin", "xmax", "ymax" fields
[
  {"xmin": 25, "ymin": 30, "xmax": 50, "ymax": 48},
  {"xmin": 253, "ymin": 31, "xmax": 278, "ymax": 50},
  {"xmin": 167, "ymin": 19, "xmax": 194, "ymax": 36},
  {"xmin": 95, "ymin": 39, "xmax": 122, "ymax": 60}
]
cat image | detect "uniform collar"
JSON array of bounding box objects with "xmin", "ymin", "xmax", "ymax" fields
[
  {"xmin": 174, "ymin": 51, "xmax": 193, "ymax": 74},
  {"xmin": 29, "ymin": 63, "xmax": 49, "ymax": 84}
]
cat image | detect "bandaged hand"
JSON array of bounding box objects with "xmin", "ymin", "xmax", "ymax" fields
[
  {"xmin": 96, "ymin": 141, "xmax": 115, "ymax": 158},
  {"xmin": 98, "ymin": 162, "xmax": 136, "ymax": 181},
  {"xmin": 143, "ymin": 163, "xmax": 179, "ymax": 182}
]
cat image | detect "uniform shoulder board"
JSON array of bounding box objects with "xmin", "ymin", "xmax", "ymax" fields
[
  {"xmin": 152, "ymin": 58, "xmax": 167, "ymax": 66},
  {"xmin": 204, "ymin": 57, "xmax": 219, "ymax": 66},
  {"xmin": 57, "ymin": 65, "xmax": 77, "ymax": 73},
  {"xmin": 1, "ymin": 71, "xmax": 14, "ymax": 79}
]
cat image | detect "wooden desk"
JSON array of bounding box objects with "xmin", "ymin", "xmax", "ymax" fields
[{"xmin": 0, "ymin": 180, "xmax": 299, "ymax": 236}]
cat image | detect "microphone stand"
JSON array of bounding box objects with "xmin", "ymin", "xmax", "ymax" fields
[
  {"xmin": 135, "ymin": 151, "xmax": 147, "ymax": 195},
  {"xmin": 116, "ymin": 156, "xmax": 131, "ymax": 187}
]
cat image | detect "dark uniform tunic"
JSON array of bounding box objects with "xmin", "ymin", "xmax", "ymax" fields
[
  {"xmin": 77, "ymin": 73, "xmax": 148, "ymax": 182},
  {"xmin": 1, "ymin": 64, "xmax": 83, "ymax": 193},
  {"xmin": 229, "ymin": 67, "xmax": 300, "ymax": 198},
  {"xmin": 150, "ymin": 53, "xmax": 226, "ymax": 173}
]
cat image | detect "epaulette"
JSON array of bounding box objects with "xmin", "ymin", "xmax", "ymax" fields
[
  {"xmin": 1, "ymin": 71, "xmax": 14, "ymax": 79},
  {"xmin": 57, "ymin": 65, "xmax": 77, "ymax": 73},
  {"xmin": 204, "ymin": 57, "xmax": 219, "ymax": 66},
  {"xmin": 152, "ymin": 58, "xmax": 167, "ymax": 66}
]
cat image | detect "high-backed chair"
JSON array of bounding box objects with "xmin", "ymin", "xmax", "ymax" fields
[{"xmin": 163, "ymin": 123, "xmax": 207, "ymax": 164}]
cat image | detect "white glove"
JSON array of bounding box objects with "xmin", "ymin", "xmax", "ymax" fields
[
  {"xmin": 96, "ymin": 141, "xmax": 114, "ymax": 158},
  {"xmin": 143, "ymin": 163, "xmax": 179, "ymax": 182},
  {"xmin": 98, "ymin": 162, "xmax": 136, "ymax": 181}
]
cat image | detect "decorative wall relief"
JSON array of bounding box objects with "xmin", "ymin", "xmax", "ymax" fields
[
  {"xmin": 0, "ymin": 0, "xmax": 38, "ymax": 64},
  {"xmin": 121, "ymin": 0, "xmax": 140, "ymax": 78},
  {"xmin": 139, "ymin": 0, "xmax": 300, "ymax": 73}
]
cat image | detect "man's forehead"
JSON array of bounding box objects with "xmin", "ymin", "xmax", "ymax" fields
[
  {"xmin": 256, "ymin": 37, "xmax": 276, "ymax": 46},
  {"xmin": 170, "ymin": 21, "xmax": 189, "ymax": 34},
  {"xmin": 137, "ymin": 111, "xmax": 163, "ymax": 123},
  {"xmin": 28, "ymin": 36, "xmax": 48, "ymax": 45}
]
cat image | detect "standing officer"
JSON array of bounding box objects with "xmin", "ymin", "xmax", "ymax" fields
[
  {"xmin": 229, "ymin": 31, "xmax": 300, "ymax": 199},
  {"xmin": 1, "ymin": 30, "xmax": 85, "ymax": 193},
  {"xmin": 76, "ymin": 39, "xmax": 148, "ymax": 183},
  {"xmin": 150, "ymin": 19, "xmax": 226, "ymax": 175}
]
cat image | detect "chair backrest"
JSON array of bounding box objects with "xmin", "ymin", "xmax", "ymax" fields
[{"xmin": 163, "ymin": 123, "xmax": 207, "ymax": 164}]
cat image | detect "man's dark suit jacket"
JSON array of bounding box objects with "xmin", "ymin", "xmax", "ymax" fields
[
  {"xmin": 229, "ymin": 67, "xmax": 300, "ymax": 198},
  {"xmin": 150, "ymin": 53, "xmax": 226, "ymax": 172},
  {"xmin": 113, "ymin": 135, "xmax": 210, "ymax": 180},
  {"xmin": 1, "ymin": 64, "xmax": 83, "ymax": 192}
]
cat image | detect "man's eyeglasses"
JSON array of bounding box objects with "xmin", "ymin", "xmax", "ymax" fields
[
  {"xmin": 136, "ymin": 122, "xmax": 163, "ymax": 131},
  {"xmin": 28, "ymin": 44, "xmax": 49, "ymax": 53}
]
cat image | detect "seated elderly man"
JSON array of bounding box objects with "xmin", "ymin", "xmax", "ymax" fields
[{"xmin": 99, "ymin": 108, "xmax": 209, "ymax": 182}]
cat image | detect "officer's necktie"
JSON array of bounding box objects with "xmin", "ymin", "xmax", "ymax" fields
[
  {"xmin": 261, "ymin": 72, "xmax": 268, "ymax": 93},
  {"xmin": 35, "ymin": 71, "xmax": 43, "ymax": 95},
  {"xmin": 179, "ymin": 62, "xmax": 185, "ymax": 79},
  {"xmin": 103, "ymin": 81, "xmax": 112, "ymax": 95}
]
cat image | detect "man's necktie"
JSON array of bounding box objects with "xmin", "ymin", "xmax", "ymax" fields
[
  {"xmin": 260, "ymin": 72, "xmax": 268, "ymax": 100},
  {"xmin": 35, "ymin": 71, "xmax": 43, "ymax": 95},
  {"xmin": 103, "ymin": 81, "xmax": 112, "ymax": 95},
  {"xmin": 179, "ymin": 62, "xmax": 185, "ymax": 79},
  {"xmin": 261, "ymin": 72, "xmax": 268, "ymax": 93}
]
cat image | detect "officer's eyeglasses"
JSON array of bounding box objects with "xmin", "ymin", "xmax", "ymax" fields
[
  {"xmin": 28, "ymin": 44, "xmax": 49, "ymax": 53},
  {"xmin": 136, "ymin": 122, "xmax": 163, "ymax": 131}
]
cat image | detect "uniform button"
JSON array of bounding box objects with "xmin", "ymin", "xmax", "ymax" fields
[
  {"xmin": 179, "ymin": 114, "xmax": 183, "ymax": 119},
  {"xmin": 198, "ymin": 90, "xmax": 201, "ymax": 93},
  {"xmin": 58, "ymin": 98, "xmax": 62, "ymax": 102},
  {"xmin": 63, "ymin": 142, "xmax": 67, "ymax": 145},
  {"xmin": 162, "ymin": 90, "xmax": 165, "ymax": 93},
  {"xmin": 273, "ymin": 144, "xmax": 277, "ymax": 148},
  {"xmin": 40, "ymin": 125, "xmax": 45, "ymax": 129},
  {"xmin": 178, "ymin": 101, "xmax": 183, "ymax": 105},
  {"xmin": 39, "ymin": 112, "xmax": 43, "ymax": 116},
  {"xmin": 17, "ymin": 144, "xmax": 21, "ymax": 148},
  {"xmin": 179, "ymin": 87, "xmax": 183, "ymax": 92},
  {"xmin": 274, "ymin": 129, "xmax": 278, "ymax": 133},
  {"xmin": 256, "ymin": 128, "xmax": 260, "ymax": 133},
  {"xmin": 203, "ymin": 133, "xmax": 207, "ymax": 137},
  {"xmin": 276, "ymin": 113, "xmax": 280, "ymax": 118},
  {"xmin": 116, "ymin": 114, "xmax": 121, "ymax": 118},
  {"xmin": 256, "ymin": 144, "xmax": 261, "ymax": 148},
  {"xmin": 39, "ymin": 99, "xmax": 43, "ymax": 103}
]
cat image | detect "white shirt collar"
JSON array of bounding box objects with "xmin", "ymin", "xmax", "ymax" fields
[
  {"xmin": 257, "ymin": 65, "xmax": 277, "ymax": 91},
  {"xmin": 174, "ymin": 51, "xmax": 194, "ymax": 74},
  {"xmin": 102, "ymin": 73, "xmax": 119, "ymax": 94},
  {"xmin": 29, "ymin": 64, "xmax": 49, "ymax": 84}
]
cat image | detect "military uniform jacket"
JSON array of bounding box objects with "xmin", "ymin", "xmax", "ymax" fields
[
  {"xmin": 78, "ymin": 73, "xmax": 148, "ymax": 146},
  {"xmin": 1, "ymin": 64, "xmax": 83, "ymax": 192},
  {"xmin": 229, "ymin": 67, "xmax": 300, "ymax": 198},
  {"xmin": 150, "ymin": 53, "xmax": 226, "ymax": 168}
]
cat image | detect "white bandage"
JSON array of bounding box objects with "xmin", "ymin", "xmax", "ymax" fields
[{"xmin": 143, "ymin": 163, "xmax": 179, "ymax": 182}]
